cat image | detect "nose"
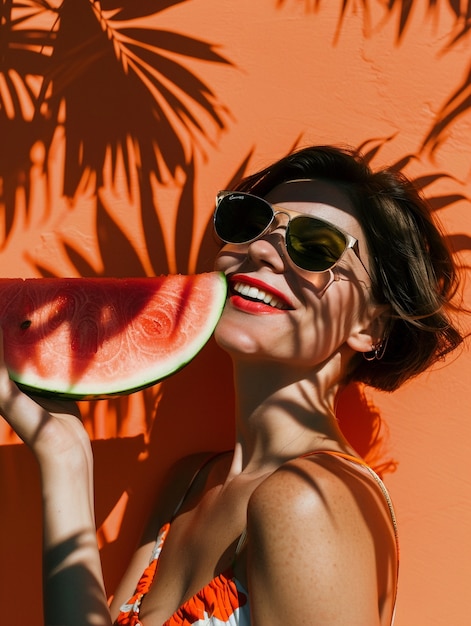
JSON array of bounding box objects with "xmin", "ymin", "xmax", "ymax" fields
[
  {"xmin": 246, "ymin": 229, "xmax": 286, "ymax": 271},
  {"xmin": 271, "ymin": 211, "xmax": 290, "ymax": 231}
]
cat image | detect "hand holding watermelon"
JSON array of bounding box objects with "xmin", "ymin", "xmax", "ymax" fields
[
  {"xmin": 0, "ymin": 273, "xmax": 227, "ymax": 460},
  {"xmin": 0, "ymin": 326, "xmax": 89, "ymax": 459}
]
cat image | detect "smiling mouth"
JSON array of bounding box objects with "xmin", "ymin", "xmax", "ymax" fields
[{"xmin": 231, "ymin": 281, "xmax": 291, "ymax": 310}]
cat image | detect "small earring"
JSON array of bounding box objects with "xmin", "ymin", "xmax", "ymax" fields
[{"xmin": 363, "ymin": 336, "xmax": 389, "ymax": 361}]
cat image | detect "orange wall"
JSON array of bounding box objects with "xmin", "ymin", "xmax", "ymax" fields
[{"xmin": 1, "ymin": 2, "xmax": 471, "ymax": 625}]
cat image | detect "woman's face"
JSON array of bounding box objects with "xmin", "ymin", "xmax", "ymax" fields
[{"xmin": 213, "ymin": 179, "xmax": 377, "ymax": 372}]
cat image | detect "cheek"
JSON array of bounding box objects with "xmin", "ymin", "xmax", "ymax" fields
[
  {"xmin": 213, "ymin": 246, "xmax": 247, "ymax": 272},
  {"xmin": 297, "ymin": 280, "xmax": 369, "ymax": 359}
]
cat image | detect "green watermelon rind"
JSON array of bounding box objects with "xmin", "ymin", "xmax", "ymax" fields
[{"xmin": 3, "ymin": 273, "xmax": 227, "ymax": 400}]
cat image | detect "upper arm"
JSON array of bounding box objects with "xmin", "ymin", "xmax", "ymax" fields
[{"xmin": 246, "ymin": 458, "xmax": 395, "ymax": 626}]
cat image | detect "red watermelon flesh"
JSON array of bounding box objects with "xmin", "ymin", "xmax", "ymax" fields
[{"xmin": 0, "ymin": 273, "xmax": 227, "ymax": 399}]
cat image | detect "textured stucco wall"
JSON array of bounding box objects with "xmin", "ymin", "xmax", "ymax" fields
[{"xmin": 1, "ymin": 2, "xmax": 470, "ymax": 624}]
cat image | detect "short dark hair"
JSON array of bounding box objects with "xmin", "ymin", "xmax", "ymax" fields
[{"xmin": 234, "ymin": 144, "xmax": 464, "ymax": 391}]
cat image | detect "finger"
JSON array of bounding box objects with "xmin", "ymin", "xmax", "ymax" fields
[{"xmin": 30, "ymin": 395, "xmax": 81, "ymax": 420}]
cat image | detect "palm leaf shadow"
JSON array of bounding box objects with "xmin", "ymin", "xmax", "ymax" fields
[
  {"xmin": 42, "ymin": 0, "xmax": 232, "ymax": 190},
  {"xmin": 275, "ymin": 1, "xmax": 471, "ymax": 158},
  {"xmin": 1, "ymin": 0, "xmax": 234, "ymax": 258},
  {"xmin": 100, "ymin": 0, "xmax": 189, "ymax": 20},
  {"xmin": 335, "ymin": 2, "xmax": 471, "ymax": 155},
  {"xmin": 96, "ymin": 195, "xmax": 158, "ymax": 277},
  {"xmin": 174, "ymin": 156, "xmax": 196, "ymax": 272},
  {"xmin": 25, "ymin": 193, "xmax": 154, "ymax": 278},
  {"xmin": 421, "ymin": 62, "xmax": 471, "ymax": 154},
  {"xmin": 195, "ymin": 148, "xmax": 256, "ymax": 273},
  {"xmin": 360, "ymin": 136, "xmax": 471, "ymax": 257},
  {"xmin": 333, "ymin": 0, "xmax": 471, "ymax": 44},
  {"xmin": 0, "ymin": 0, "xmax": 59, "ymax": 242},
  {"xmin": 410, "ymin": 174, "xmax": 471, "ymax": 259}
]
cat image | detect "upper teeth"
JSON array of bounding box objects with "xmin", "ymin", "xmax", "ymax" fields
[{"xmin": 233, "ymin": 281, "xmax": 285, "ymax": 309}]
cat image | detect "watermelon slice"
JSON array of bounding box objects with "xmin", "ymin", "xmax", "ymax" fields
[{"xmin": 0, "ymin": 273, "xmax": 227, "ymax": 399}]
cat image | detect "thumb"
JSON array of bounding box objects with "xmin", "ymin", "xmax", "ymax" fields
[{"xmin": 0, "ymin": 325, "xmax": 48, "ymax": 445}]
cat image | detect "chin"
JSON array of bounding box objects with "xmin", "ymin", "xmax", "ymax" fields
[
  {"xmin": 214, "ymin": 332, "xmax": 257, "ymax": 357},
  {"xmin": 213, "ymin": 318, "xmax": 263, "ymax": 358}
]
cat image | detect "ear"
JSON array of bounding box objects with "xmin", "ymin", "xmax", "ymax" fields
[{"xmin": 346, "ymin": 304, "xmax": 390, "ymax": 355}]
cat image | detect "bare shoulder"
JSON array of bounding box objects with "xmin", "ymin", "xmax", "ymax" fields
[
  {"xmin": 246, "ymin": 454, "xmax": 397, "ymax": 626},
  {"xmin": 249, "ymin": 453, "xmax": 378, "ymax": 523}
]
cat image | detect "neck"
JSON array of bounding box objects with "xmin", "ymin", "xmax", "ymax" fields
[{"xmin": 228, "ymin": 359, "xmax": 352, "ymax": 475}]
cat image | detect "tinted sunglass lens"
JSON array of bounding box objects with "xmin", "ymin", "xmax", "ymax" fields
[
  {"xmin": 287, "ymin": 217, "xmax": 347, "ymax": 271},
  {"xmin": 215, "ymin": 195, "xmax": 273, "ymax": 243}
]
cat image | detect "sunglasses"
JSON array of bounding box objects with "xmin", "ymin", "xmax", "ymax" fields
[{"xmin": 214, "ymin": 191, "xmax": 371, "ymax": 276}]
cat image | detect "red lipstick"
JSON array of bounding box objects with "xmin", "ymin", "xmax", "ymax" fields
[{"xmin": 228, "ymin": 274, "xmax": 294, "ymax": 313}]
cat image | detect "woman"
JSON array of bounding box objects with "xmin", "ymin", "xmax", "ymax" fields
[{"xmin": 0, "ymin": 145, "xmax": 463, "ymax": 625}]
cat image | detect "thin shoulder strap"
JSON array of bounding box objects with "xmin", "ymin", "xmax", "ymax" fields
[
  {"xmin": 303, "ymin": 450, "xmax": 399, "ymax": 626},
  {"xmin": 302, "ymin": 451, "xmax": 398, "ymax": 541},
  {"xmin": 170, "ymin": 451, "xmax": 227, "ymax": 520}
]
